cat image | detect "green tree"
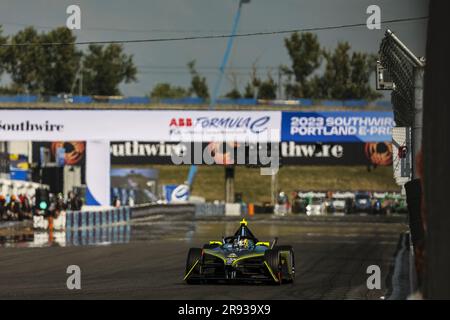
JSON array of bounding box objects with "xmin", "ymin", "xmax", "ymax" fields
[
  {"xmin": 0, "ymin": 26, "xmax": 8, "ymax": 76},
  {"xmin": 0, "ymin": 84, "xmax": 26, "ymax": 95},
  {"xmin": 224, "ymin": 70, "xmax": 242, "ymax": 99},
  {"xmin": 150, "ymin": 83, "xmax": 188, "ymax": 99},
  {"xmin": 40, "ymin": 27, "xmax": 82, "ymax": 95},
  {"xmin": 319, "ymin": 42, "xmax": 381, "ymax": 100},
  {"xmin": 282, "ymin": 33, "xmax": 380, "ymax": 100},
  {"xmin": 243, "ymin": 65, "xmax": 277, "ymax": 100},
  {"xmin": 187, "ymin": 60, "xmax": 209, "ymax": 99},
  {"xmin": 243, "ymin": 83, "xmax": 255, "ymax": 99},
  {"xmin": 81, "ymin": 44, "xmax": 137, "ymax": 95},
  {"xmin": 283, "ymin": 32, "xmax": 321, "ymax": 98},
  {"xmin": 348, "ymin": 52, "xmax": 381, "ymax": 100},
  {"xmin": 224, "ymin": 88, "xmax": 242, "ymax": 99},
  {"xmin": 257, "ymin": 73, "xmax": 277, "ymax": 99},
  {"xmin": 3, "ymin": 27, "xmax": 46, "ymax": 93},
  {"xmin": 2, "ymin": 27, "xmax": 81, "ymax": 95}
]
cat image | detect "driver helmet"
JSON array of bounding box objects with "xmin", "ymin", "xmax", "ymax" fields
[{"xmin": 238, "ymin": 238, "xmax": 249, "ymax": 249}]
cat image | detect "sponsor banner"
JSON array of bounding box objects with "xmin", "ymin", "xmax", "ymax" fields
[
  {"xmin": 170, "ymin": 184, "xmax": 190, "ymax": 203},
  {"xmin": 0, "ymin": 110, "xmax": 280, "ymax": 142},
  {"xmin": 281, "ymin": 141, "xmax": 392, "ymax": 166},
  {"xmin": 32, "ymin": 142, "xmax": 86, "ymax": 166},
  {"xmin": 281, "ymin": 111, "xmax": 394, "ymax": 142},
  {"xmin": 111, "ymin": 141, "xmax": 278, "ymax": 166},
  {"xmin": 110, "ymin": 141, "xmax": 392, "ymax": 166}
]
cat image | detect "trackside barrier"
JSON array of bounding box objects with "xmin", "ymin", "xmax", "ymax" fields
[
  {"xmin": 160, "ymin": 97, "xmax": 205, "ymax": 105},
  {"xmin": 387, "ymin": 232, "xmax": 411, "ymax": 299},
  {"xmin": 30, "ymin": 225, "xmax": 131, "ymax": 247},
  {"xmin": 217, "ymin": 98, "xmax": 257, "ymax": 105},
  {"xmin": 225, "ymin": 203, "xmax": 241, "ymax": 217},
  {"xmin": 72, "ymin": 96, "xmax": 93, "ymax": 104},
  {"xmin": 65, "ymin": 207, "xmax": 131, "ymax": 230},
  {"xmin": 0, "ymin": 94, "xmax": 392, "ymax": 108},
  {"xmin": 0, "ymin": 95, "xmax": 38, "ymax": 103},
  {"xmin": 33, "ymin": 213, "xmax": 66, "ymax": 231},
  {"xmin": 109, "ymin": 96, "xmax": 151, "ymax": 104},
  {"xmin": 195, "ymin": 203, "xmax": 225, "ymax": 217},
  {"xmin": 33, "ymin": 207, "xmax": 131, "ymax": 230},
  {"xmin": 65, "ymin": 224, "xmax": 131, "ymax": 246},
  {"xmin": 131, "ymin": 203, "xmax": 195, "ymax": 219}
]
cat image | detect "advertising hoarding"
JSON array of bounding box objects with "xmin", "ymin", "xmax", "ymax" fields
[
  {"xmin": 281, "ymin": 111, "xmax": 394, "ymax": 142},
  {"xmin": 0, "ymin": 110, "xmax": 281, "ymax": 142},
  {"xmin": 110, "ymin": 141, "xmax": 392, "ymax": 166}
]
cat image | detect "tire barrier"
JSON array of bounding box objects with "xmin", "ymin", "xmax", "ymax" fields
[
  {"xmin": 31, "ymin": 207, "xmax": 131, "ymax": 247},
  {"xmin": 33, "ymin": 214, "xmax": 66, "ymax": 231},
  {"xmin": 65, "ymin": 207, "xmax": 131, "ymax": 230},
  {"xmin": 30, "ymin": 225, "xmax": 131, "ymax": 247},
  {"xmin": 65, "ymin": 224, "xmax": 131, "ymax": 246}
]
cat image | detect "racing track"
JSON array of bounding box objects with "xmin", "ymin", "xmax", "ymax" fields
[{"xmin": 0, "ymin": 215, "xmax": 408, "ymax": 299}]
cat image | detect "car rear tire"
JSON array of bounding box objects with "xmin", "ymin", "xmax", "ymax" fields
[{"xmin": 185, "ymin": 248, "xmax": 202, "ymax": 284}]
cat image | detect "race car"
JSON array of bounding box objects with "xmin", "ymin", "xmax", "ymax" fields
[{"xmin": 184, "ymin": 219, "xmax": 295, "ymax": 284}]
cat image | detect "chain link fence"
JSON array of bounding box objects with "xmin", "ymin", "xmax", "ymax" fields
[
  {"xmin": 379, "ymin": 29, "xmax": 427, "ymax": 296},
  {"xmin": 379, "ymin": 31, "xmax": 417, "ymax": 127}
]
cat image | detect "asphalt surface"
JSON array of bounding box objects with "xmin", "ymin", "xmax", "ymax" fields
[{"xmin": 0, "ymin": 215, "xmax": 408, "ymax": 300}]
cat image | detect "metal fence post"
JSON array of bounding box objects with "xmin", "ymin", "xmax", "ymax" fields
[{"xmin": 413, "ymin": 66, "xmax": 425, "ymax": 179}]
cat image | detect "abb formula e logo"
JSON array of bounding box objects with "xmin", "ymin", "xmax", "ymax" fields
[
  {"xmin": 169, "ymin": 118, "xmax": 193, "ymax": 127},
  {"xmin": 168, "ymin": 114, "xmax": 274, "ymax": 141},
  {"xmin": 171, "ymin": 184, "xmax": 190, "ymax": 202},
  {"xmin": 169, "ymin": 116, "xmax": 271, "ymax": 132}
]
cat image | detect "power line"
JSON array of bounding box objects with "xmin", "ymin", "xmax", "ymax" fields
[
  {"xmin": 0, "ymin": 21, "xmax": 249, "ymax": 34},
  {"xmin": 0, "ymin": 16, "xmax": 428, "ymax": 47}
]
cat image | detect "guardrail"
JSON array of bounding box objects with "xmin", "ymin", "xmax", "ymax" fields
[
  {"xmin": 132, "ymin": 203, "xmax": 242, "ymax": 218},
  {"xmin": 131, "ymin": 203, "xmax": 195, "ymax": 219},
  {"xmin": 195, "ymin": 203, "xmax": 225, "ymax": 217}
]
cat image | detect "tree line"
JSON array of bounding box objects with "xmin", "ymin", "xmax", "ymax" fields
[
  {"xmin": 0, "ymin": 26, "xmax": 380, "ymax": 100},
  {"xmin": 0, "ymin": 26, "xmax": 136, "ymax": 96},
  {"xmin": 151, "ymin": 32, "xmax": 380, "ymax": 101}
]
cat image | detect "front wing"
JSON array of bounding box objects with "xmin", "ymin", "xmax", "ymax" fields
[{"xmin": 184, "ymin": 251, "xmax": 279, "ymax": 283}]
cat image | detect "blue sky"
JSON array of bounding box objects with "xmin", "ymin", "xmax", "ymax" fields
[{"xmin": 0, "ymin": 0, "xmax": 429, "ymax": 97}]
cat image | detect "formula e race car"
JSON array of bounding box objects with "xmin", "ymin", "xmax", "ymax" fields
[{"xmin": 183, "ymin": 219, "xmax": 295, "ymax": 284}]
